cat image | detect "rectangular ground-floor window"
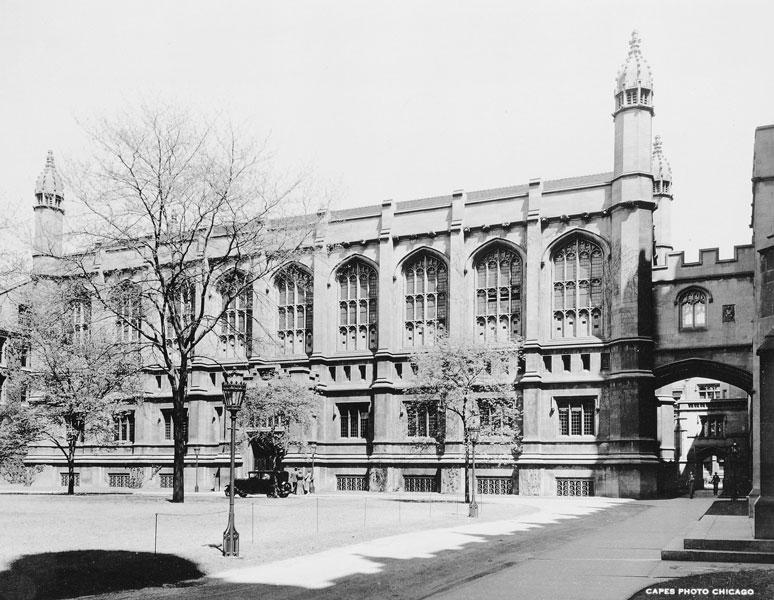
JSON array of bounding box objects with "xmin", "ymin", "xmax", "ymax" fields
[
  {"xmin": 404, "ymin": 475, "xmax": 438, "ymax": 493},
  {"xmin": 336, "ymin": 474, "xmax": 368, "ymax": 491},
  {"xmin": 477, "ymin": 476, "xmax": 513, "ymax": 495},
  {"xmin": 60, "ymin": 473, "xmax": 80, "ymax": 487},
  {"xmin": 160, "ymin": 474, "xmax": 173, "ymax": 488},
  {"xmin": 109, "ymin": 473, "xmax": 131, "ymax": 488},
  {"xmin": 556, "ymin": 478, "xmax": 594, "ymax": 496}
]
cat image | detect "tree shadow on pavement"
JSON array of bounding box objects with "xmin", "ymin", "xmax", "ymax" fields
[{"xmin": 0, "ymin": 550, "xmax": 203, "ymax": 600}]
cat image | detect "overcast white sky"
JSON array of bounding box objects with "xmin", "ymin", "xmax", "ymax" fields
[{"xmin": 1, "ymin": 0, "xmax": 772, "ymax": 259}]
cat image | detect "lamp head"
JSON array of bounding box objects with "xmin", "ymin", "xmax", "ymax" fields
[
  {"xmin": 469, "ymin": 424, "xmax": 480, "ymax": 444},
  {"xmin": 222, "ymin": 370, "xmax": 246, "ymax": 412}
]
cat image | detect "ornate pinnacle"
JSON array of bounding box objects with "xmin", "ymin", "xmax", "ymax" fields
[
  {"xmin": 628, "ymin": 30, "xmax": 642, "ymax": 56},
  {"xmin": 653, "ymin": 135, "xmax": 663, "ymax": 155}
]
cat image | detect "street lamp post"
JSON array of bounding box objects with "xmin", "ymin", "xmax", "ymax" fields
[
  {"xmin": 193, "ymin": 447, "xmax": 200, "ymax": 493},
  {"xmin": 309, "ymin": 442, "xmax": 317, "ymax": 495},
  {"xmin": 729, "ymin": 440, "xmax": 740, "ymax": 502},
  {"xmin": 222, "ymin": 370, "xmax": 246, "ymax": 557},
  {"xmin": 469, "ymin": 425, "xmax": 480, "ymax": 518}
]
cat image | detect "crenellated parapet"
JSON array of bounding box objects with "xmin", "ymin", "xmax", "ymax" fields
[{"xmin": 652, "ymin": 245, "xmax": 754, "ymax": 283}]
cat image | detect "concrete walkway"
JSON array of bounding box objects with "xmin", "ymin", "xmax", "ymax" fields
[{"xmin": 189, "ymin": 492, "xmax": 769, "ymax": 600}]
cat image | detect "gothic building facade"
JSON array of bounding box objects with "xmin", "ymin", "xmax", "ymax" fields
[{"xmin": 13, "ymin": 32, "xmax": 758, "ymax": 499}]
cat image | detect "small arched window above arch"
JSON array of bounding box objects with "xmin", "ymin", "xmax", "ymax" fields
[{"xmin": 676, "ymin": 287, "xmax": 711, "ymax": 331}]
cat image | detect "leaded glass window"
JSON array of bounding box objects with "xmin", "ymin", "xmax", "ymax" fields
[
  {"xmin": 337, "ymin": 260, "xmax": 377, "ymax": 352},
  {"xmin": 70, "ymin": 294, "xmax": 91, "ymax": 345},
  {"xmin": 679, "ymin": 288, "xmax": 708, "ymax": 330},
  {"xmin": 474, "ymin": 247, "xmax": 522, "ymax": 343},
  {"xmin": 113, "ymin": 281, "xmax": 142, "ymax": 343},
  {"xmin": 276, "ymin": 267, "xmax": 313, "ymax": 355},
  {"xmin": 404, "ymin": 254, "xmax": 447, "ymax": 347},
  {"xmin": 553, "ymin": 238, "xmax": 604, "ymax": 338},
  {"xmin": 218, "ymin": 271, "xmax": 253, "ymax": 357}
]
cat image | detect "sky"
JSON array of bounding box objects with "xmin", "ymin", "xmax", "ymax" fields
[{"xmin": 1, "ymin": 0, "xmax": 772, "ymax": 259}]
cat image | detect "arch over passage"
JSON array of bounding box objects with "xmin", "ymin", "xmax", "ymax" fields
[{"xmin": 654, "ymin": 358, "xmax": 753, "ymax": 394}]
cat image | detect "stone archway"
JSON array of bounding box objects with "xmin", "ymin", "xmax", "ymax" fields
[{"xmin": 654, "ymin": 358, "xmax": 753, "ymax": 394}]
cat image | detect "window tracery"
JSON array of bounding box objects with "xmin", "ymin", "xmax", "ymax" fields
[
  {"xmin": 552, "ymin": 237, "xmax": 604, "ymax": 338},
  {"xmin": 474, "ymin": 246, "xmax": 522, "ymax": 343},
  {"xmin": 404, "ymin": 253, "xmax": 447, "ymax": 347},
  {"xmin": 337, "ymin": 259, "xmax": 377, "ymax": 351},
  {"xmin": 275, "ymin": 266, "xmax": 313, "ymax": 355}
]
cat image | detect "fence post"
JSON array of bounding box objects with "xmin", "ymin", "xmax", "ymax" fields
[
  {"xmin": 363, "ymin": 497, "xmax": 367, "ymax": 530},
  {"xmin": 398, "ymin": 500, "xmax": 401, "ymax": 525},
  {"xmin": 251, "ymin": 502, "xmax": 255, "ymax": 544},
  {"xmin": 154, "ymin": 513, "xmax": 158, "ymax": 555},
  {"xmin": 316, "ymin": 497, "xmax": 319, "ymax": 534}
]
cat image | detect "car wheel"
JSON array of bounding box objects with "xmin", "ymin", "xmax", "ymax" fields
[
  {"xmin": 278, "ymin": 486, "xmax": 290, "ymax": 498},
  {"xmin": 237, "ymin": 489, "xmax": 248, "ymax": 498},
  {"xmin": 224, "ymin": 485, "xmax": 231, "ymax": 497}
]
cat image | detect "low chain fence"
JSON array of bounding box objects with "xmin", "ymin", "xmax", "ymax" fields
[{"xmin": 151, "ymin": 493, "xmax": 493, "ymax": 557}]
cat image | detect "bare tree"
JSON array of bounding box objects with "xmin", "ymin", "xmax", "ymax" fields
[
  {"xmin": 0, "ymin": 279, "xmax": 142, "ymax": 494},
  {"xmin": 59, "ymin": 106, "xmax": 319, "ymax": 502},
  {"xmin": 408, "ymin": 337, "xmax": 523, "ymax": 501},
  {"xmin": 240, "ymin": 369, "xmax": 319, "ymax": 470}
]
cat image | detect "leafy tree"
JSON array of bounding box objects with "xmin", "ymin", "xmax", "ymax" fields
[
  {"xmin": 58, "ymin": 106, "xmax": 319, "ymax": 502},
  {"xmin": 239, "ymin": 369, "xmax": 319, "ymax": 470},
  {"xmin": 408, "ymin": 337, "xmax": 523, "ymax": 502},
  {"xmin": 0, "ymin": 280, "xmax": 142, "ymax": 494}
]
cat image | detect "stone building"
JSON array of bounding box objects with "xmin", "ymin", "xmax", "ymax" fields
[{"xmin": 6, "ymin": 32, "xmax": 761, "ymax": 500}]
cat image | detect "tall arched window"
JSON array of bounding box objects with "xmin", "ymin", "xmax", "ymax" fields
[
  {"xmin": 678, "ymin": 287, "xmax": 709, "ymax": 330},
  {"xmin": 218, "ymin": 270, "xmax": 253, "ymax": 357},
  {"xmin": 275, "ymin": 266, "xmax": 313, "ymax": 355},
  {"xmin": 474, "ymin": 246, "xmax": 522, "ymax": 343},
  {"xmin": 69, "ymin": 291, "xmax": 91, "ymax": 345},
  {"xmin": 166, "ymin": 280, "xmax": 196, "ymax": 344},
  {"xmin": 112, "ymin": 280, "xmax": 142, "ymax": 343},
  {"xmin": 404, "ymin": 253, "xmax": 448, "ymax": 347},
  {"xmin": 552, "ymin": 237, "xmax": 604, "ymax": 338},
  {"xmin": 337, "ymin": 259, "xmax": 377, "ymax": 352}
]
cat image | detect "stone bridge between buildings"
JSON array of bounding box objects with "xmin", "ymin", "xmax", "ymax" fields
[{"xmin": 652, "ymin": 245, "xmax": 755, "ymax": 393}]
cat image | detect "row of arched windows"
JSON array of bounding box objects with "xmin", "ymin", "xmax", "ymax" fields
[{"xmin": 59, "ymin": 235, "xmax": 610, "ymax": 358}]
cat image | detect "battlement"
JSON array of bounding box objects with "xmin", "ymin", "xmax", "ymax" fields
[{"xmin": 652, "ymin": 244, "xmax": 754, "ymax": 282}]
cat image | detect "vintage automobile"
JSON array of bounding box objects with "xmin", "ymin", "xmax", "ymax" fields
[{"xmin": 224, "ymin": 470, "xmax": 292, "ymax": 498}]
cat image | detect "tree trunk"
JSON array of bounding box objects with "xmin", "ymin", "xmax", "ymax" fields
[
  {"xmin": 67, "ymin": 444, "xmax": 76, "ymax": 495},
  {"xmin": 464, "ymin": 433, "xmax": 470, "ymax": 504},
  {"xmin": 171, "ymin": 368, "xmax": 188, "ymax": 503}
]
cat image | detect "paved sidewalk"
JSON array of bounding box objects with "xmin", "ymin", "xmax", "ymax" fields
[
  {"xmin": 429, "ymin": 494, "xmax": 766, "ymax": 600},
  {"xmin": 199, "ymin": 493, "xmax": 769, "ymax": 600}
]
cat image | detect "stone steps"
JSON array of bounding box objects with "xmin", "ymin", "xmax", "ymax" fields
[
  {"xmin": 661, "ymin": 547, "xmax": 774, "ymax": 563},
  {"xmin": 661, "ymin": 535, "xmax": 774, "ymax": 563}
]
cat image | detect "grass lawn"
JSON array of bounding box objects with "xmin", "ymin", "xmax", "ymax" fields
[{"xmin": 0, "ymin": 490, "xmax": 536, "ymax": 598}]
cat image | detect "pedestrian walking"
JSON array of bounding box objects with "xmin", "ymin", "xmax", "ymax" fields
[
  {"xmin": 294, "ymin": 467, "xmax": 302, "ymax": 494},
  {"xmin": 301, "ymin": 467, "xmax": 310, "ymax": 495},
  {"xmin": 288, "ymin": 467, "xmax": 298, "ymax": 494},
  {"xmin": 711, "ymin": 473, "xmax": 720, "ymax": 496},
  {"xmin": 687, "ymin": 471, "xmax": 695, "ymax": 499}
]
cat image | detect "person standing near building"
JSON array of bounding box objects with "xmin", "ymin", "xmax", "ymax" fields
[
  {"xmin": 288, "ymin": 467, "xmax": 298, "ymax": 494},
  {"xmin": 688, "ymin": 471, "xmax": 696, "ymax": 499},
  {"xmin": 711, "ymin": 473, "xmax": 721, "ymax": 496}
]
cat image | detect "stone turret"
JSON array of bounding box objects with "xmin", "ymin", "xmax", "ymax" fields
[
  {"xmin": 33, "ymin": 150, "xmax": 64, "ymax": 268},
  {"xmin": 652, "ymin": 135, "xmax": 674, "ymax": 266}
]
